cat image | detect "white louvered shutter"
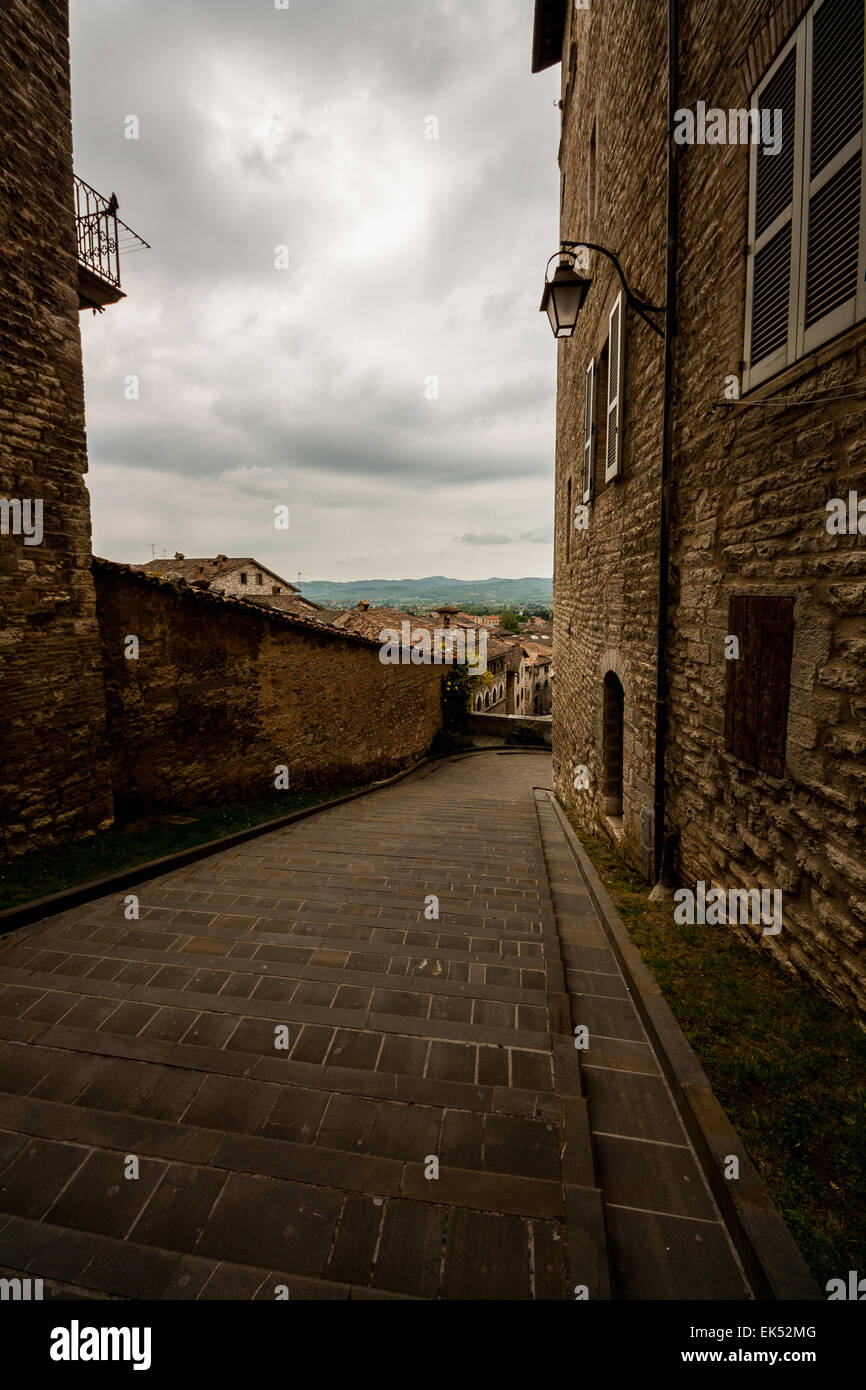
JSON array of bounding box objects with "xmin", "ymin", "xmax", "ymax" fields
[
  {"xmin": 582, "ymin": 358, "xmax": 596, "ymax": 503},
  {"xmin": 798, "ymin": 0, "xmax": 866, "ymax": 354},
  {"xmin": 744, "ymin": 32, "xmax": 804, "ymax": 389},
  {"xmin": 605, "ymin": 295, "xmax": 625, "ymax": 483}
]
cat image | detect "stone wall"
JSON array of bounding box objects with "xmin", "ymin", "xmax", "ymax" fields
[
  {"xmin": 0, "ymin": 0, "xmax": 114, "ymax": 861},
  {"xmin": 466, "ymin": 713, "xmax": 553, "ymax": 746},
  {"xmin": 211, "ymin": 567, "xmax": 286, "ymax": 599},
  {"xmin": 669, "ymin": 0, "xmax": 866, "ymax": 1013},
  {"xmin": 551, "ymin": 0, "xmax": 667, "ymax": 874},
  {"xmin": 548, "ymin": 0, "xmax": 866, "ymax": 1012},
  {"xmin": 94, "ymin": 563, "xmax": 445, "ymax": 817}
]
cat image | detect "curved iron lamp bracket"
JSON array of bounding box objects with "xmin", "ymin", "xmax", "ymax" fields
[{"xmin": 555, "ymin": 240, "xmax": 665, "ymax": 338}]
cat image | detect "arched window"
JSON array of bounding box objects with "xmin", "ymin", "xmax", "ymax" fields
[
  {"xmin": 485, "ymin": 691, "xmax": 490, "ymax": 708},
  {"xmin": 602, "ymin": 672, "xmax": 624, "ymax": 817}
]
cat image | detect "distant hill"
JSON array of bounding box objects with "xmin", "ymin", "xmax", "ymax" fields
[{"xmin": 300, "ymin": 576, "xmax": 553, "ymax": 611}]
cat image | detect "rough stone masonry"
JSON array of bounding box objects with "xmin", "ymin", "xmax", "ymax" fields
[
  {"xmin": 0, "ymin": 0, "xmax": 116, "ymax": 860},
  {"xmin": 542, "ymin": 0, "xmax": 866, "ymax": 1014}
]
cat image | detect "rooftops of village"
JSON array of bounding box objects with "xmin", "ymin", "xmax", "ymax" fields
[
  {"xmin": 330, "ymin": 603, "xmax": 523, "ymax": 663},
  {"xmin": 521, "ymin": 637, "xmax": 553, "ymax": 667}
]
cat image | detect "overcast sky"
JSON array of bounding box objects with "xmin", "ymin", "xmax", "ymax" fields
[{"xmin": 70, "ymin": 0, "xmax": 560, "ymax": 584}]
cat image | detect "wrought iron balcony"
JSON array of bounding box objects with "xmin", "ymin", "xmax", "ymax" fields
[{"xmin": 74, "ymin": 175, "xmax": 150, "ymax": 311}]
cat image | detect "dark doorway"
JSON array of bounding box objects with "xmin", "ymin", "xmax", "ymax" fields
[{"xmin": 602, "ymin": 672, "xmax": 624, "ymax": 817}]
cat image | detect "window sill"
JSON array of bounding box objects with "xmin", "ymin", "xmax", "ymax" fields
[{"xmin": 742, "ymin": 317, "xmax": 866, "ymax": 402}]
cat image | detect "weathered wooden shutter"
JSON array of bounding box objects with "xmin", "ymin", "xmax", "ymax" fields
[
  {"xmin": 725, "ymin": 596, "xmax": 794, "ymax": 776},
  {"xmin": 756, "ymin": 599, "xmax": 795, "ymax": 775},
  {"xmin": 744, "ymin": 34, "xmax": 803, "ymax": 389},
  {"xmin": 604, "ymin": 295, "xmax": 625, "ymax": 482},
  {"xmin": 799, "ymin": 0, "xmax": 866, "ymax": 353},
  {"xmin": 582, "ymin": 358, "xmax": 596, "ymax": 502}
]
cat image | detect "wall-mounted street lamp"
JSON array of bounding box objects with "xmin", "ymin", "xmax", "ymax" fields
[
  {"xmin": 540, "ymin": 241, "xmax": 665, "ymax": 339},
  {"xmin": 540, "ymin": 258, "xmax": 591, "ymax": 338}
]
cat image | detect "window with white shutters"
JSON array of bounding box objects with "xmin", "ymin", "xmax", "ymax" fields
[
  {"xmin": 605, "ymin": 293, "xmax": 625, "ymax": 482},
  {"xmin": 582, "ymin": 358, "xmax": 597, "ymax": 502},
  {"xmin": 800, "ymin": 0, "xmax": 866, "ymax": 350},
  {"xmin": 745, "ymin": 0, "xmax": 866, "ymax": 389}
]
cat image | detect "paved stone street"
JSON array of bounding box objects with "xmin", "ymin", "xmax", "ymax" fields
[{"xmin": 0, "ymin": 753, "xmax": 751, "ymax": 1299}]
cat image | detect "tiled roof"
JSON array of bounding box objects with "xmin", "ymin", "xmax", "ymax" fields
[
  {"xmin": 329, "ymin": 607, "xmax": 440, "ymax": 639},
  {"xmin": 248, "ymin": 592, "xmax": 324, "ymax": 617},
  {"xmin": 328, "ymin": 605, "xmax": 522, "ymax": 663},
  {"xmin": 521, "ymin": 638, "xmax": 554, "ymax": 666}
]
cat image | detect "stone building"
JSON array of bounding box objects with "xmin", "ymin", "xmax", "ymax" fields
[
  {"xmin": 522, "ymin": 639, "xmax": 553, "ymax": 715},
  {"xmin": 136, "ymin": 553, "xmax": 326, "ymax": 618},
  {"xmin": 533, "ymin": 0, "xmax": 866, "ymax": 1012},
  {"xmin": 0, "ymin": 0, "xmax": 121, "ymax": 858},
  {"xmin": 138, "ymin": 553, "xmax": 294, "ymax": 599}
]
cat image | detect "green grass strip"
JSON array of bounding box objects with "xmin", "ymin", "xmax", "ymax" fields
[{"xmin": 572, "ymin": 823, "xmax": 865, "ymax": 1290}]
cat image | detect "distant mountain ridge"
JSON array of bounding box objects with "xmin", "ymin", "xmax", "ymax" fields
[{"xmin": 301, "ymin": 576, "xmax": 553, "ymax": 610}]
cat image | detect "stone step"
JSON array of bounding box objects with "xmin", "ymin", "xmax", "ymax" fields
[
  {"xmin": 18, "ymin": 916, "xmax": 552, "ymax": 965},
  {"xmin": 0, "ymin": 966, "xmax": 552, "ymax": 1055},
  {"xmin": 0, "ymin": 1063, "xmax": 565, "ymax": 1195},
  {"xmin": 0, "ymin": 755, "xmax": 610, "ymax": 1299},
  {"xmin": 0, "ymin": 1020, "xmax": 558, "ymax": 1117},
  {"xmin": 0, "ymin": 943, "xmax": 552, "ymax": 1012},
  {"xmin": 0, "ymin": 1212, "xmax": 417, "ymax": 1300},
  {"xmin": 0, "ymin": 1098, "xmax": 570, "ymax": 1298}
]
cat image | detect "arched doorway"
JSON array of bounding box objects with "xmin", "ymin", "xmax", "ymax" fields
[{"xmin": 602, "ymin": 671, "xmax": 624, "ymax": 817}]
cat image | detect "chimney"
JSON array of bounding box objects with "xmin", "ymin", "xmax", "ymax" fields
[
  {"xmin": 357, "ymin": 600, "xmax": 370, "ymax": 611},
  {"xmin": 436, "ymin": 604, "xmax": 458, "ymax": 629},
  {"xmin": 174, "ymin": 551, "xmax": 185, "ymax": 560}
]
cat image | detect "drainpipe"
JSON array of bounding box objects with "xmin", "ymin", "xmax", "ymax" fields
[{"xmin": 653, "ymin": 0, "xmax": 679, "ymax": 884}]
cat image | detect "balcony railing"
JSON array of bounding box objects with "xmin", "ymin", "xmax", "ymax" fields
[{"xmin": 74, "ymin": 175, "xmax": 149, "ymax": 309}]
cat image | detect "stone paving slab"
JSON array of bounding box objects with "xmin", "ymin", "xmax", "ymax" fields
[
  {"xmin": 0, "ymin": 755, "xmax": 776, "ymax": 1299},
  {"xmin": 0, "ymin": 754, "xmax": 580, "ymax": 1299}
]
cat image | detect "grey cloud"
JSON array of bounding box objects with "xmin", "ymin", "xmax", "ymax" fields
[{"xmin": 70, "ymin": 0, "xmax": 560, "ymax": 579}]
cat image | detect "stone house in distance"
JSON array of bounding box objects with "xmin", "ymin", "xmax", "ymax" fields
[
  {"xmin": 523, "ymin": 639, "xmax": 553, "ymax": 715},
  {"xmin": 136, "ymin": 553, "xmax": 325, "ymax": 618},
  {"xmin": 139, "ymin": 553, "xmax": 293, "ymax": 599},
  {"xmin": 533, "ymin": 0, "xmax": 866, "ymax": 1014}
]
